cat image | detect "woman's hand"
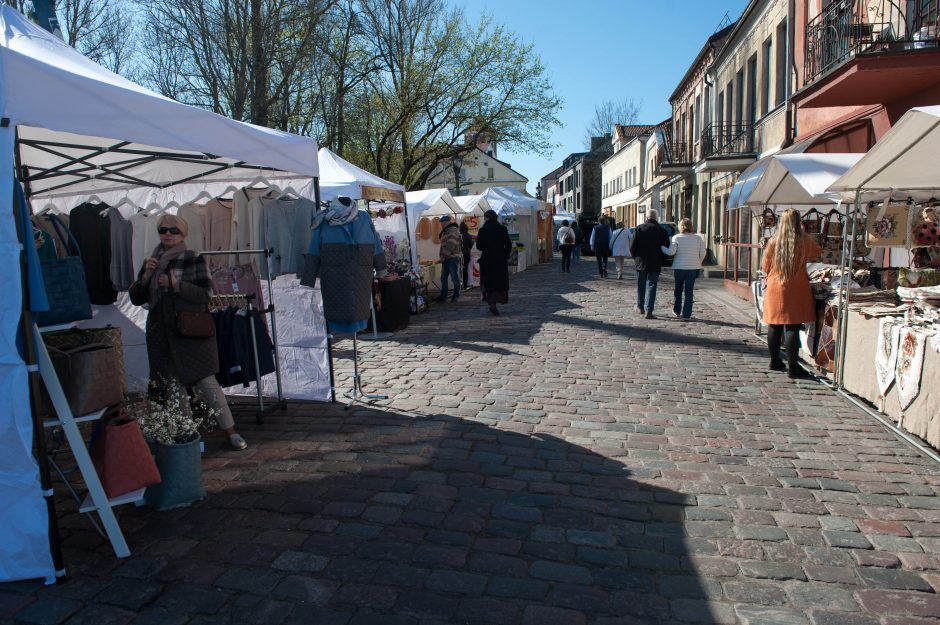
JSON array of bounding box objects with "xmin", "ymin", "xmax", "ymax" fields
[
  {"xmin": 141, "ymin": 257, "xmax": 158, "ymax": 282},
  {"xmin": 157, "ymin": 273, "xmax": 170, "ymax": 288}
]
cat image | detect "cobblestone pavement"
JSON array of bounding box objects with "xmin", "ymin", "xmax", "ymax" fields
[{"xmin": 4, "ymin": 258, "xmax": 940, "ymax": 625}]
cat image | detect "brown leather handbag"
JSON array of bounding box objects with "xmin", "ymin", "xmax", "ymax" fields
[{"xmin": 176, "ymin": 310, "xmax": 215, "ymax": 338}]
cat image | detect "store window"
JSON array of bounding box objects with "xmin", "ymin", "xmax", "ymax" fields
[
  {"xmin": 487, "ymin": 167, "xmax": 494, "ymax": 180},
  {"xmin": 761, "ymin": 37, "xmax": 772, "ymax": 116},
  {"xmin": 775, "ymin": 21, "xmax": 787, "ymax": 106}
]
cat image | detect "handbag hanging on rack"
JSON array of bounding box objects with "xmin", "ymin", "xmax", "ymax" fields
[
  {"xmin": 34, "ymin": 213, "xmax": 93, "ymax": 327},
  {"xmin": 819, "ymin": 210, "xmax": 845, "ymax": 265}
]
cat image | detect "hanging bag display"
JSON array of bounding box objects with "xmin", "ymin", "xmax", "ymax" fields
[
  {"xmin": 90, "ymin": 413, "xmax": 162, "ymax": 498},
  {"xmin": 820, "ymin": 210, "xmax": 845, "ymax": 265},
  {"xmin": 47, "ymin": 342, "xmax": 124, "ymax": 415},
  {"xmin": 34, "ymin": 214, "xmax": 93, "ymax": 327}
]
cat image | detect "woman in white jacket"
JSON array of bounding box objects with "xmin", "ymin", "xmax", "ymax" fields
[
  {"xmin": 662, "ymin": 218, "xmax": 706, "ymax": 320},
  {"xmin": 609, "ymin": 222, "xmax": 633, "ymax": 279}
]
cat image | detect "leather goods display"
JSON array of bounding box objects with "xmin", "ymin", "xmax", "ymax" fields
[
  {"xmin": 90, "ymin": 414, "xmax": 161, "ymax": 498},
  {"xmin": 176, "ymin": 310, "xmax": 216, "ymax": 338},
  {"xmin": 47, "ymin": 342, "xmax": 123, "ymax": 416},
  {"xmin": 34, "ymin": 213, "xmax": 93, "ymax": 327}
]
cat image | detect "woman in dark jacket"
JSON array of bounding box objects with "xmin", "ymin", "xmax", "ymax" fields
[
  {"xmin": 128, "ymin": 215, "xmax": 247, "ymax": 450},
  {"xmin": 475, "ymin": 209, "xmax": 513, "ymax": 315},
  {"xmin": 460, "ymin": 221, "xmax": 473, "ymax": 290}
]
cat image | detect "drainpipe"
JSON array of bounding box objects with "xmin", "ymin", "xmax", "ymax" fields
[{"xmin": 785, "ymin": 0, "xmax": 796, "ymax": 145}]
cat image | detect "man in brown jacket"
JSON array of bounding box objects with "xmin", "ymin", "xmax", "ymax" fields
[{"xmin": 437, "ymin": 215, "xmax": 462, "ymax": 302}]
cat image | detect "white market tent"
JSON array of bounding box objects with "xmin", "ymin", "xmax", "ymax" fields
[
  {"xmin": 828, "ymin": 105, "xmax": 940, "ymax": 202},
  {"xmin": 730, "ymin": 153, "xmax": 863, "ymax": 210},
  {"xmin": 481, "ymin": 187, "xmax": 540, "ymax": 268},
  {"xmin": 407, "ymin": 188, "xmax": 462, "ymax": 264},
  {"xmin": 453, "ymin": 194, "xmax": 490, "ymax": 218},
  {"xmin": 1, "ymin": 5, "xmax": 321, "ymax": 583},
  {"xmin": 317, "ymin": 147, "xmax": 405, "ymax": 203}
]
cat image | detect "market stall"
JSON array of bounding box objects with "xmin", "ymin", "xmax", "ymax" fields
[
  {"xmin": 453, "ymin": 195, "xmax": 490, "ymax": 288},
  {"xmin": 1, "ymin": 5, "xmax": 327, "ymax": 581},
  {"xmin": 482, "ymin": 186, "xmax": 539, "ymax": 271},
  {"xmin": 827, "ymin": 106, "xmax": 940, "ymax": 453},
  {"xmin": 406, "ymin": 189, "xmax": 462, "ymax": 295}
]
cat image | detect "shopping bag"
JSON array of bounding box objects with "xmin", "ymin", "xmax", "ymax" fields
[
  {"xmin": 34, "ymin": 214, "xmax": 93, "ymax": 327},
  {"xmin": 90, "ymin": 415, "xmax": 161, "ymax": 498}
]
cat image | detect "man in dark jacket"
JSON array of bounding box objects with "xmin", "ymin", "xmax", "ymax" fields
[
  {"xmin": 629, "ymin": 209, "xmax": 670, "ymax": 319},
  {"xmin": 590, "ymin": 217, "xmax": 612, "ymax": 278}
]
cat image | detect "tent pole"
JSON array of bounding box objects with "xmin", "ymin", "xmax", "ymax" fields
[
  {"xmin": 13, "ymin": 133, "xmax": 66, "ymax": 580},
  {"xmin": 314, "ymin": 177, "xmax": 336, "ymax": 403},
  {"xmin": 836, "ymin": 191, "xmax": 861, "ymax": 390}
]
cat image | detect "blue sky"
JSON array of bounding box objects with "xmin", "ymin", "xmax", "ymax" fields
[{"xmin": 456, "ymin": 0, "xmax": 750, "ymax": 194}]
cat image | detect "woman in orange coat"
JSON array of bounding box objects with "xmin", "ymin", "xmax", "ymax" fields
[{"xmin": 762, "ymin": 209, "xmax": 821, "ymax": 379}]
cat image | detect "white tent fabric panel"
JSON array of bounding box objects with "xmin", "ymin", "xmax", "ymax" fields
[
  {"xmin": 453, "ymin": 194, "xmax": 489, "ymax": 217},
  {"xmin": 407, "ymin": 189, "xmax": 462, "ymax": 264},
  {"xmin": 828, "ymin": 105, "xmax": 940, "ymax": 200},
  {"xmin": 317, "ymin": 148, "xmax": 405, "ymax": 202},
  {"xmin": 482, "ymin": 187, "xmax": 534, "ymax": 215},
  {"xmin": 739, "ymin": 153, "xmax": 863, "ymax": 210}
]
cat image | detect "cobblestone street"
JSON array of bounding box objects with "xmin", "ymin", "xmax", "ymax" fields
[{"xmin": 4, "ymin": 258, "xmax": 940, "ymax": 625}]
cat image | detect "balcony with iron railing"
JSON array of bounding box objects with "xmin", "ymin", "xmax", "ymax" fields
[
  {"xmin": 805, "ymin": 0, "xmax": 940, "ymax": 85},
  {"xmin": 700, "ymin": 122, "xmax": 755, "ymax": 159}
]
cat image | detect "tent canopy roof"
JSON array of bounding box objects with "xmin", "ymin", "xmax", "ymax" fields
[
  {"xmin": 453, "ymin": 194, "xmax": 490, "ymax": 217},
  {"xmin": 828, "ymin": 105, "xmax": 940, "ymax": 201},
  {"xmin": 482, "ymin": 186, "xmax": 535, "ymax": 215},
  {"xmin": 406, "ymin": 188, "xmax": 461, "ymax": 219},
  {"xmin": 1, "ymin": 5, "xmax": 319, "ymax": 212},
  {"xmin": 740, "ymin": 153, "xmax": 863, "ymax": 209},
  {"xmin": 317, "ymin": 148, "xmax": 404, "ymax": 203}
]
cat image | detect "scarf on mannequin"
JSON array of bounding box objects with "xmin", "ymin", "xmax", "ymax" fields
[{"xmin": 311, "ymin": 199, "xmax": 359, "ymax": 230}]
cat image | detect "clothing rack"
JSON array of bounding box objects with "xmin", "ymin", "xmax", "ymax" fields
[{"xmin": 199, "ymin": 248, "xmax": 286, "ymax": 424}]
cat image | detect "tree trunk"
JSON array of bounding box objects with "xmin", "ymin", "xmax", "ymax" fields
[{"xmin": 250, "ymin": 0, "xmax": 267, "ymax": 126}]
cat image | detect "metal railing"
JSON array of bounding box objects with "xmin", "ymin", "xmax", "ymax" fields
[
  {"xmin": 662, "ymin": 141, "xmax": 692, "ymax": 165},
  {"xmin": 805, "ymin": 0, "xmax": 940, "ymax": 84},
  {"xmin": 701, "ymin": 122, "xmax": 755, "ymax": 158}
]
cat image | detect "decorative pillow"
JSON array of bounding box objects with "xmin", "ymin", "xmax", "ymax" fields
[
  {"xmin": 911, "ymin": 207, "xmax": 940, "ymax": 248},
  {"xmin": 899, "ymin": 267, "xmax": 940, "ymax": 288}
]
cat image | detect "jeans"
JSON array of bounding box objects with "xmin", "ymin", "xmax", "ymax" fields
[
  {"xmin": 560, "ymin": 244, "xmax": 573, "ymax": 271},
  {"xmin": 636, "ymin": 270, "xmax": 661, "ymax": 313},
  {"xmin": 595, "ymin": 251, "xmax": 608, "ymax": 275},
  {"xmin": 672, "ymin": 269, "xmax": 699, "ymax": 318},
  {"xmin": 440, "ymin": 257, "xmax": 460, "ymax": 299},
  {"xmin": 768, "ymin": 323, "xmax": 802, "ymax": 371},
  {"xmin": 572, "ymin": 245, "xmax": 581, "ymax": 263}
]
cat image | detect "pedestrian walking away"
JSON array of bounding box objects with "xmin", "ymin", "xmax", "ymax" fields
[
  {"xmin": 590, "ymin": 217, "xmax": 611, "ymax": 278},
  {"xmin": 609, "ymin": 221, "xmax": 633, "ymax": 279},
  {"xmin": 437, "ymin": 215, "xmax": 461, "ymax": 302},
  {"xmin": 630, "ymin": 208, "xmax": 670, "ymax": 319},
  {"xmin": 476, "ymin": 209, "xmax": 513, "ymax": 315},
  {"xmin": 662, "ymin": 218, "xmax": 706, "ymax": 320},
  {"xmin": 460, "ymin": 220, "xmax": 473, "ymax": 290},
  {"xmin": 557, "ymin": 219, "xmax": 575, "ymax": 272},
  {"xmin": 761, "ymin": 208, "xmax": 821, "ymax": 379},
  {"xmin": 128, "ymin": 214, "xmax": 247, "ymax": 451},
  {"xmin": 571, "ymin": 221, "xmax": 582, "ymax": 264}
]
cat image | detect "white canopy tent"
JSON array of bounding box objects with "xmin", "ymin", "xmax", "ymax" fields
[
  {"xmin": 730, "ymin": 153, "xmax": 863, "ymax": 210},
  {"xmin": 453, "ymin": 194, "xmax": 490, "ymax": 218},
  {"xmin": 828, "ymin": 105, "xmax": 940, "ymax": 202},
  {"xmin": 481, "ymin": 187, "xmax": 539, "ymax": 269},
  {"xmin": 317, "ymin": 148, "xmax": 405, "ymax": 203},
  {"xmin": 482, "ymin": 186, "xmax": 534, "ymax": 215},
  {"xmin": 1, "ymin": 5, "xmax": 322, "ymax": 582},
  {"xmin": 407, "ymin": 189, "xmax": 462, "ymax": 264}
]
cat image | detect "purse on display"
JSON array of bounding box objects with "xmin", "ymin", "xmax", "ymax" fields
[
  {"xmin": 47, "ymin": 342, "xmax": 124, "ymax": 416},
  {"xmin": 819, "ymin": 210, "xmax": 845, "ymax": 265},
  {"xmin": 44, "ymin": 327, "xmax": 127, "ymax": 395},
  {"xmin": 34, "ymin": 214, "xmax": 93, "ymax": 327},
  {"xmin": 90, "ymin": 413, "xmax": 161, "ymax": 498},
  {"xmin": 910, "ymin": 207, "xmax": 939, "ymax": 248}
]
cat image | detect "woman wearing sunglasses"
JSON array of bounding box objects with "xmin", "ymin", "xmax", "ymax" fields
[{"xmin": 129, "ymin": 214, "xmax": 247, "ymax": 450}]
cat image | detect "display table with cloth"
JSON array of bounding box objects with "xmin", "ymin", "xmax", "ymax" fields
[
  {"xmin": 373, "ymin": 277, "xmax": 411, "ymax": 332},
  {"xmin": 842, "ymin": 311, "xmax": 939, "ymax": 448}
]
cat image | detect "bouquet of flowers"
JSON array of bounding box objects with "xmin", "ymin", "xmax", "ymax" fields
[{"xmin": 129, "ymin": 379, "xmax": 216, "ymax": 445}]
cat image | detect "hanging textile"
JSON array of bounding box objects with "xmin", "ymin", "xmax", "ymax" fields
[
  {"xmin": 69, "ymin": 202, "xmax": 117, "ymax": 305},
  {"xmin": 31, "ymin": 213, "xmax": 70, "ymax": 260},
  {"xmin": 259, "ymin": 196, "xmax": 317, "ymax": 277},
  {"xmin": 210, "ymin": 263, "xmax": 266, "ymax": 313},
  {"xmin": 896, "ymin": 328, "xmax": 926, "ymax": 411},
  {"xmin": 129, "ymin": 212, "xmax": 162, "ymax": 275},
  {"xmin": 875, "ymin": 319, "xmax": 901, "ymax": 397},
  {"xmin": 212, "ymin": 307, "xmax": 275, "ymax": 388},
  {"xmin": 108, "ymin": 208, "xmax": 134, "ymax": 291},
  {"xmin": 15, "ymin": 181, "xmax": 49, "ymax": 313}
]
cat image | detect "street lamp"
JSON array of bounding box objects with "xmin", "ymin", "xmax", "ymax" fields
[{"xmin": 451, "ymin": 149, "xmax": 464, "ymax": 196}]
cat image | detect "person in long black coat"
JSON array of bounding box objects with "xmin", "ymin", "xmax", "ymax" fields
[{"xmin": 475, "ymin": 209, "xmax": 513, "ymax": 315}]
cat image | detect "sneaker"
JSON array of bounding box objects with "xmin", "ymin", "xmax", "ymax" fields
[
  {"xmin": 635, "ymin": 306, "xmax": 645, "ymax": 315},
  {"xmin": 673, "ymin": 312, "xmax": 682, "ymax": 319},
  {"xmin": 229, "ymin": 433, "xmax": 248, "ymax": 450},
  {"xmin": 788, "ymin": 366, "xmax": 813, "ymax": 380},
  {"xmin": 769, "ymin": 361, "xmax": 786, "ymax": 372},
  {"xmin": 617, "ymin": 273, "xmax": 623, "ymax": 280},
  {"xmin": 681, "ymin": 316, "xmax": 692, "ymax": 322},
  {"xmin": 645, "ymin": 311, "xmax": 654, "ymax": 319}
]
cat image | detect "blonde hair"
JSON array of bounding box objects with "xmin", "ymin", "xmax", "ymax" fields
[
  {"xmin": 769, "ymin": 209, "xmax": 806, "ymax": 281},
  {"xmin": 679, "ymin": 218, "xmax": 693, "ymax": 233},
  {"xmin": 157, "ymin": 213, "xmax": 189, "ymax": 237}
]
